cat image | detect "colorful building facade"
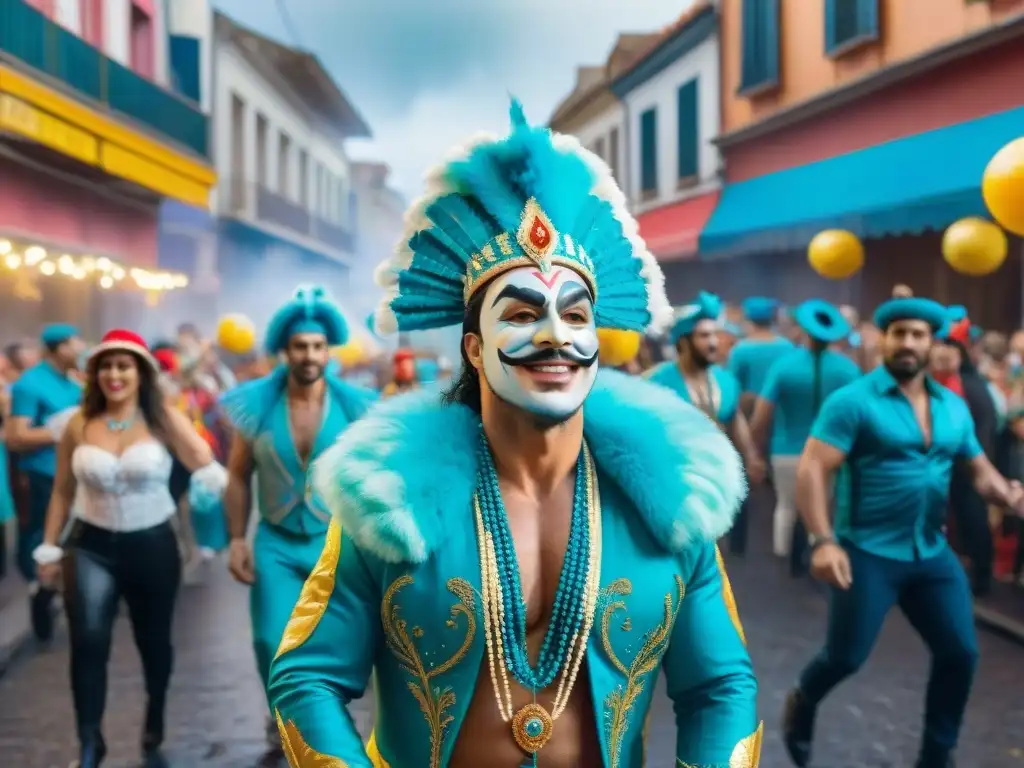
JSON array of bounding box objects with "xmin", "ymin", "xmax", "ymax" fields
[
  {"xmin": 0, "ymin": 0, "xmax": 215, "ymax": 339},
  {"xmin": 700, "ymin": 0, "xmax": 1024, "ymax": 327}
]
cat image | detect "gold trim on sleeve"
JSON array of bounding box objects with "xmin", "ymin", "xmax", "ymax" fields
[
  {"xmin": 730, "ymin": 721, "xmax": 764, "ymax": 767},
  {"xmin": 275, "ymin": 518, "xmax": 343, "ymax": 660},
  {"xmin": 365, "ymin": 730, "xmax": 392, "ymax": 768},
  {"xmin": 276, "ymin": 709, "xmax": 349, "ymax": 767},
  {"xmin": 715, "ymin": 546, "xmax": 746, "ymax": 645}
]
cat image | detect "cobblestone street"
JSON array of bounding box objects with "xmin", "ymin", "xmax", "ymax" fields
[{"xmin": 1, "ymin": 530, "xmax": 1023, "ymax": 767}]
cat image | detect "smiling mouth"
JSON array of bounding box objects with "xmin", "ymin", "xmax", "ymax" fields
[{"xmin": 518, "ymin": 361, "xmax": 580, "ymax": 387}]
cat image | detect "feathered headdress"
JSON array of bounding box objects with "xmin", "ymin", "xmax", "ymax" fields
[
  {"xmin": 264, "ymin": 284, "xmax": 349, "ymax": 354},
  {"xmin": 373, "ymin": 100, "xmax": 671, "ymax": 335},
  {"xmin": 670, "ymin": 291, "xmax": 723, "ymax": 343}
]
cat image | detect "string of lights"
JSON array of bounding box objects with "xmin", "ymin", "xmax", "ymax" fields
[{"xmin": 0, "ymin": 238, "xmax": 189, "ymax": 293}]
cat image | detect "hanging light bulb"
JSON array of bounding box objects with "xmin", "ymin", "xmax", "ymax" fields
[
  {"xmin": 4, "ymin": 254, "xmax": 20, "ymax": 269},
  {"xmin": 99, "ymin": 274, "xmax": 114, "ymax": 289},
  {"xmin": 25, "ymin": 246, "xmax": 46, "ymax": 266},
  {"xmin": 0, "ymin": 240, "xmax": 11, "ymax": 255},
  {"xmin": 39, "ymin": 261, "xmax": 56, "ymax": 275}
]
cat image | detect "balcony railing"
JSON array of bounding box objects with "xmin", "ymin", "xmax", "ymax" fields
[
  {"xmin": 0, "ymin": 0, "xmax": 208, "ymax": 157},
  {"xmin": 229, "ymin": 178, "xmax": 356, "ymax": 254}
]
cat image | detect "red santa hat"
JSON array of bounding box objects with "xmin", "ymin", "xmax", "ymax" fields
[{"xmin": 86, "ymin": 329, "xmax": 158, "ymax": 372}]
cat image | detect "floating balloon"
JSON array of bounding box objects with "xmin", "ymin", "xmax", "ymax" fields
[
  {"xmin": 597, "ymin": 328, "xmax": 641, "ymax": 367},
  {"xmin": 982, "ymin": 137, "xmax": 1024, "ymax": 236},
  {"xmin": 808, "ymin": 230, "xmax": 864, "ymax": 280},
  {"xmin": 941, "ymin": 217, "xmax": 1007, "ymax": 277},
  {"xmin": 216, "ymin": 314, "xmax": 255, "ymax": 355},
  {"xmin": 334, "ymin": 340, "xmax": 365, "ymax": 368}
]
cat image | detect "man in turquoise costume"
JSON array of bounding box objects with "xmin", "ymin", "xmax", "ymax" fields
[
  {"xmin": 647, "ymin": 292, "xmax": 765, "ymax": 554},
  {"xmin": 748, "ymin": 300, "xmax": 860, "ymax": 573},
  {"xmin": 267, "ymin": 102, "xmax": 761, "ymax": 768},
  {"xmin": 219, "ymin": 285, "xmax": 374, "ymax": 763},
  {"xmin": 6, "ymin": 322, "xmax": 83, "ymax": 641},
  {"xmin": 784, "ymin": 297, "xmax": 1024, "ymax": 768}
]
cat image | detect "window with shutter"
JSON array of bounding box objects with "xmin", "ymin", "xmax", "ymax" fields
[
  {"xmin": 640, "ymin": 108, "xmax": 658, "ymax": 200},
  {"xmin": 677, "ymin": 78, "xmax": 699, "ymax": 185},
  {"xmin": 739, "ymin": 0, "xmax": 780, "ymax": 94},
  {"xmin": 825, "ymin": 0, "xmax": 880, "ymax": 55}
]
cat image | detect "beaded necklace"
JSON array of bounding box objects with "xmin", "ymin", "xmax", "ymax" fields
[{"xmin": 473, "ymin": 429, "xmax": 602, "ymax": 760}]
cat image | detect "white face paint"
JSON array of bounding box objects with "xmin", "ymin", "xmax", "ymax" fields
[{"xmin": 478, "ymin": 266, "xmax": 599, "ymax": 422}]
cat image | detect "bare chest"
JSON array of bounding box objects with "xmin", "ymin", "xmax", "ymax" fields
[
  {"xmin": 908, "ymin": 394, "xmax": 933, "ymax": 448},
  {"xmin": 288, "ymin": 400, "xmax": 324, "ymax": 462},
  {"xmin": 502, "ymin": 485, "xmax": 575, "ymax": 640}
]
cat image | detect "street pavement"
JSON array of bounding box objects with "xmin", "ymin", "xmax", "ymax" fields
[{"xmin": 1, "ymin": 538, "xmax": 1024, "ymax": 767}]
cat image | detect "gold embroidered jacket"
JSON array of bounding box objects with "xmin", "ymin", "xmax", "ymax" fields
[{"xmin": 268, "ymin": 370, "xmax": 762, "ymax": 767}]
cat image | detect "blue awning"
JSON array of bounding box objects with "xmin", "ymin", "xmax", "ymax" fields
[{"xmin": 700, "ymin": 106, "xmax": 1024, "ymax": 258}]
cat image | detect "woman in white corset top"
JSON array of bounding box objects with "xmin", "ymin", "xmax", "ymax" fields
[{"xmin": 32, "ymin": 329, "xmax": 226, "ymax": 768}]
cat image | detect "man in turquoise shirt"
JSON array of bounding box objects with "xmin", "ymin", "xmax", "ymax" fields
[
  {"xmin": 749, "ymin": 300, "xmax": 860, "ymax": 571},
  {"xmin": 729, "ymin": 296, "xmax": 795, "ymax": 407},
  {"xmin": 783, "ymin": 297, "xmax": 1024, "ymax": 768},
  {"xmin": 6, "ymin": 323, "xmax": 83, "ymax": 641}
]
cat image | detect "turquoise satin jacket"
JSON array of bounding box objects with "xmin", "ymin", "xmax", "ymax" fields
[
  {"xmin": 268, "ymin": 370, "xmax": 761, "ymax": 767},
  {"xmin": 220, "ymin": 369, "xmax": 376, "ymax": 536},
  {"xmin": 646, "ymin": 362, "xmax": 741, "ymax": 426}
]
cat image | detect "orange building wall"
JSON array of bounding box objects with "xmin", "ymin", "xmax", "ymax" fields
[
  {"xmin": 725, "ymin": 36, "xmax": 1024, "ymax": 182},
  {"xmin": 720, "ymin": 0, "xmax": 1024, "ymax": 134}
]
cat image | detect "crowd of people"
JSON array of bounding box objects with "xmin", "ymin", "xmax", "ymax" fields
[{"xmin": 0, "ymin": 102, "xmax": 1021, "ymax": 768}]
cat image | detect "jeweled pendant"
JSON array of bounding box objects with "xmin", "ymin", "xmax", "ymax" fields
[{"xmin": 512, "ymin": 703, "xmax": 553, "ymax": 754}]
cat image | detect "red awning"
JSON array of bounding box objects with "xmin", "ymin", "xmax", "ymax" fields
[{"xmin": 636, "ymin": 190, "xmax": 720, "ymax": 261}]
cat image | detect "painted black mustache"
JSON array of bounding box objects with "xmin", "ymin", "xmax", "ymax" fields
[{"xmin": 498, "ymin": 347, "xmax": 599, "ymax": 368}]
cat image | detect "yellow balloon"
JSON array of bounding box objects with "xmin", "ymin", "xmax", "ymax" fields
[
  {"xmin": 982, "ymin": 137, "xmax": 1024, "ymax": 236},
  {"xmin": 334, "ymin": 340, "xmax": 364, "ymax": 368},
  {"xmin": 216, "ymin": 314, "xmax": 256, "ymax": 355},
  {"xmin": 597, "ymin": 328, "xmax": 641, "ymax": 367},
  {"xmin": 942, "ymin": 217, "xmax": 1007, "ymax": 276},
  {"xmin": 807, "ymin": 230, "xmax": 864, "ymax": 280}
]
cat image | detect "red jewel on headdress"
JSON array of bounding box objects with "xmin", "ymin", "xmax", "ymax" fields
[
  {"xmin": 948, "ymin": 318, "xmax": 972, "ymax": 345},
  {"xmin": 529, "ymin": 215, "xmax": 551, "ymax": 250}
]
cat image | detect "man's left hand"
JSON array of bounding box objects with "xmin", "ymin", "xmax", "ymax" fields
[{"xmin": 1007, "ymin": 479, "xmax": 1024, "ymax": 515}]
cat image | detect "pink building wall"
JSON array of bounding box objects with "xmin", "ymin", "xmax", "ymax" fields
[{"xmin": 0, "ymin": 159, "xmax": 158, "ymax": 267}]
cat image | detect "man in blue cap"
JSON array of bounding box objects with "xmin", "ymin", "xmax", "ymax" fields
[
  {"xmin": 218, "ymin": 285, "xmax": 374, "ymax": 763},
  {"xmin": 749, "ymin": 300, "xmax": 861, "ymax": 574},
  {"xmin": 783, "ymin": 296, "xmax": 1024, "ymax": 768},
  {"xmin": 6, "ymin": 322, "xmax": 83, "ymax": 640},
  {"xmin": 729, "ymin": 296, "xmax": 794, "ymax": 408}
]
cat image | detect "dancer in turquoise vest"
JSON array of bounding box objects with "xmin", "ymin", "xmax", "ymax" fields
[
  {"xmin": 268, "ymin": 101, "xmax": 761, "ymax": 768},
  {"xmin": 219, "ymin": 285, "xmax": 374, "ymax": 759},
  {"xmin": 647, "ymin": 292, "xmax": 766, "ymax": 554}
]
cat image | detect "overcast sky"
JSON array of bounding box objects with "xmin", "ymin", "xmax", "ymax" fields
[{"xmin": 212, "ymin": 0, "xmax": 692, "ymax": 201}]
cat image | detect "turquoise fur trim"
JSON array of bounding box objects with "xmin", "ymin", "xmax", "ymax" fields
[
  {"xmin": 219, "ymin": 367, "xmax": 376, "ymax": 442},
  {"xmin": 265, "ymin": 284, "xmax": 349, "ymax": 353},
  {"xmin": 312, "ymin": 369, "xmax": 746, "ymax": 564},
  {"xmin": 376, "ymin": 100, "xmax": 670, "ymax": 336},
  {"xmin": 671, "ymin": 290, "xmax": 722, "ymax": 343}
]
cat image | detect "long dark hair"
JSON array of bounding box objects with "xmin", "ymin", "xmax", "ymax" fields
[
  {"xmin": 82, "ymin": 350, "xmax": 169, "ymax": 439},
  {"xmin": 441, "ymin": 289, "xmax": 486, "ymax": 413}
]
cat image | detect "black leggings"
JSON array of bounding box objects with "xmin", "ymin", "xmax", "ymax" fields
[{"xmin": 62, "ymin": 519, "xmax": 182, "ymax": 748}]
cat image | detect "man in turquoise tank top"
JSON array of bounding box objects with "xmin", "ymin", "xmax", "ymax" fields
[
  {"xmin": 219, "ymin": 286, "xmax": 374, "ymax": 763},
  {"xmin": 749, "ymin": 300, "xmax": 861, "ymax": 572},
  {"xmin": 729, "ymin": 296, "xmax": 794, "ymax": 410},
  {"xmin": 267, "ymin": 102, "xmax": 761, "ymax": 768},
  {"xmin": 647, "ymin": 292, "xmax": 766, "ymax": 553}
]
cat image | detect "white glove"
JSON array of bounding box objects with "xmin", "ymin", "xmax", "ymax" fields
[
  {"xmin": 33, "ymin": 543, "xmax": 64, "ymax": 565},
  {"xmin": 45, "ymin": 406, "xmax": 79, "ymax": 440}
]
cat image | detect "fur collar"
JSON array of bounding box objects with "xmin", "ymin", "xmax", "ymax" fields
[{"xmin": 313, "ymin": 369, "xmax": 746, "ymax": 564}]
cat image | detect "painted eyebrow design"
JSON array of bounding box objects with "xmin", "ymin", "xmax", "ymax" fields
[
  {"xmin": 557, "ymin": 283, "xmax": 593, "ymax": 312},
  {"xmin": 491, "ymin": 284, "xmax": 546, "ymax": 308}
]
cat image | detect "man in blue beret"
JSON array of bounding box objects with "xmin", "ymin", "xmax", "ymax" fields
[
  {"xmin": 783, "ymin": 296, "xmax": 1024, "ymax": 768},
  {"xmin": 6, "ymin": 322, "xmax": 84, "ymax": 641}
]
